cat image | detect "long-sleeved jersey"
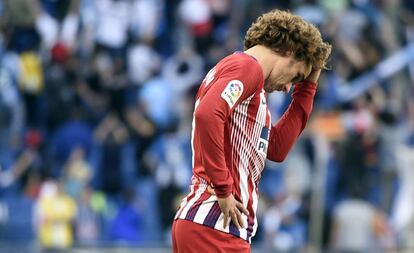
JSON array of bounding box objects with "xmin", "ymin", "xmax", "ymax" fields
[{"xmin": 174, "ymin": 52, "xmax": 317, "ymax": 243}]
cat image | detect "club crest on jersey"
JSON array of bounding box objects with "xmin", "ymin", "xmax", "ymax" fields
[
  {"xmin": 221, "ymin": 80, "xmax": 243, "ymax": 108},
  {"xmin": 257, "ymin": 127, "xmax": 269, "ymax": 155}
]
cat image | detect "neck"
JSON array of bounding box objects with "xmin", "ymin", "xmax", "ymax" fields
[{"xmin": 243, "ymin": 45, "xmax": 278, "ymax": 80}]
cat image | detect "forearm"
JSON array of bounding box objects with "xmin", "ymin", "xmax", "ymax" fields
[
  {"xmin": 267, "ymin": 81, "xmax": 317, "ymax": 162},
  {"xmin": 195, "ymin": 104, "xmax": 233, "ymax": 198}
]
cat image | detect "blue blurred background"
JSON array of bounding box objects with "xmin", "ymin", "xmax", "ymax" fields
[{"xmin": 0, "ymin": 0, "xmax": 414, "ymax": 252}]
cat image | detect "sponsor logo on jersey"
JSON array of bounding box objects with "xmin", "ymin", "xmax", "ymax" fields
[
  {"xmin": 257, "ymin": 126, "xmax": 269, "ymax": 154},
  {"xmin": 221, "ymin": 80, "xmax": 243, "ymax": 108}
]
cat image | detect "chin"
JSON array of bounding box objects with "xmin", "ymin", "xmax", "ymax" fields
[
  {"xmin": 264, "ymin": 82, "xmax": 280, "ymax": 93},
  {"xmin": 266, "ymin": 86, "xmax": 281, "ymax": 93}
]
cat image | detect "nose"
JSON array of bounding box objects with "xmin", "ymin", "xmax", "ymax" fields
[{"xmin": 282, "ymin": 83, "xmax": 292, "ymax": 93}]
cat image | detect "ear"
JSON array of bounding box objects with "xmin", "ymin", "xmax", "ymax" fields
[{"xmin": 304, "ymin": 63, "xmax": 312, "ymax": 78}]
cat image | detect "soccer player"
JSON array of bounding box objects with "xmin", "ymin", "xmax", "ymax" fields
[{"xmin": 172, "ymin": 9, "xmax": 331, "ymax": 253}]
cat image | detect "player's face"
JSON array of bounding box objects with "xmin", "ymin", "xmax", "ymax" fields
[{"xmin": 264, "ymin": 56, "xmax": 312, "ymax": 93}]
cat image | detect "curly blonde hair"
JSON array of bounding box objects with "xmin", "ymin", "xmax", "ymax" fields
[{"xmin": 244, "ymin": 10, "xmax": 331, "ymax": 69}]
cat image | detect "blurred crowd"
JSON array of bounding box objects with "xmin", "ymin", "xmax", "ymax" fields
[{"xmin": 1, "ymin": 0, "xmax": 414, "ymax": 252}]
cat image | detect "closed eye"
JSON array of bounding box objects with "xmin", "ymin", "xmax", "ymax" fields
[{"xmin": 291, "ymin": 73, "xmax": 305, "ymax": 84}]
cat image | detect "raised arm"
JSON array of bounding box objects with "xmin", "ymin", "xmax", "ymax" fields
[{"xmin": 267, "ymin": 70, "xmax": 320, "ymax": 162}]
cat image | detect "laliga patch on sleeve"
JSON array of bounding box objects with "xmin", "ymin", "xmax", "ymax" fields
[{"xmin": 221, "ymin": 80, "xmax": 244, "ymax": 108}]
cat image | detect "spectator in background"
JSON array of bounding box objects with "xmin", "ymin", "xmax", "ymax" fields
[
  {"xmin": 3, "ymin": 0, "xmax": 73, "ymax": 129},
  {"xmin": 129, "ymin": 0, "xmax": 163, "ymax": 43},
  {"xmin": 34, "ymin": 180, "xmax": 77, "ymax": 250},
  {"xmin": 144, "ymin": 124, "xmax": 192, "ymax": 240},
  {"xmin": 124, "ymin": 95, "xmax": 157, "ymax": 177},
  {"xmin": 126, "ymin": 65, "xmax": 179, "ymax": 177},
  {"xmin": 337, "ymin": 95, "xmax": 379, "ymax": 201},
  {"xmin": 43, "ymin": 38, "xmax": 78, "ymax": 132},
  {"xmin": 75, "ymin": 186, "xmax": 105, "ymax": 244},
  {"xmin": 92, "ymin": 0, "xmax": 131, "ymax": 58},
  {"xmin": 62, "ymin": 147, "xmax": 92, "ymax": 199},
  {"xmin": 128, "ymin": 42, "xmax": 161, "ymax": 86},
  {"xmin": 0, "ymin": 148, "xmax": 36, "ymax": 189},
  {"xmin": 60, "ymin": 145, "xmax": 105, "ymax": 244},
  {"xmin": 89, "ymin": 48, "xmax": 129, "ymax": 119},
  {"xmin": 0, "ymin": 63, "xmax": 24, "ymax": 163},
  {"xmin": 178, "ymin": 0, "xmax": 213, "ymax": 55},
  {"xmin": 162, "ymin": 48, "xmax": 204, "ymax": 94},
  {"xmin": 110, "ymin": 187, "xmax": 144, "ymax": 242},
  {"xmin": 36, "ymin": 0, "xmax": 80, "ymax": 50},
  {"xmin": 94, "ymin": 112, "xmax": 129, "ymax": 195},
  {"xmin": 17, "ymin": 50, "xmax": 45, "ymax": 128},
  {"xmin": 19, "ymin": 129, "xmax": 48, "ymax": 199},
  {"xmin": 392, "ymin": 145, "xmax": 414, "ymax": 250},
  {"xmin": 76, "ymin": 52, "xmax": 112, "ymax": 124},
  {"xmin": 371, "ymin": 87, "xmax": 401, "ymax": 213},
  {"xmin": 138, "ymin": 73, "xmax": 178, "ymax": 131},
  {"xmin": 50, "ymin": 107, "xmax": 93, "ymax": 177},
  {"xmin": 330, "ymin": 186, "xmax": 394, "ymax": 253},
  {"xmin": 2, "ymin": 0, "xmax": 40, "ymax": 53},
  {"xmin": 263, "ymin": 191, "xmax": 306, "ymax": 253}
]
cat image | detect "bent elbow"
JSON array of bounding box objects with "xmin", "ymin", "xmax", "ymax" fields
[
  {"xmin": 267, "ymin": 151, "xmax": 288, "ymax": 163},
  {"xmin": 272, "ymin": 154, "xmax": 287, "ymax": 163}
]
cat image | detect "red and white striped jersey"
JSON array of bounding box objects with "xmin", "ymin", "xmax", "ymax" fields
[{"xmin": 174, "ymin": 52, "xmax": 317, "ymax": 243}]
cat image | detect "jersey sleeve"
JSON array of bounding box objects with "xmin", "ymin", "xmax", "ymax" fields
[
  {"xmin": 267, "ymin": 81, "xmax": 317, "ymax": 162},
  {"xmin": 194, "ymin": 56, "xmax": 262, "ymax": 198}
]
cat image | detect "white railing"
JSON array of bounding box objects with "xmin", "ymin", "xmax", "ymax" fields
[{"xmin": 336, "ymin": 43, "xmax": 414, "ymax": 102}]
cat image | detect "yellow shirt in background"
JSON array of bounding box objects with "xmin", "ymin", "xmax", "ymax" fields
[{"xmin": 38, "ymin": 194, "xmax": 77, "ymax": 249}]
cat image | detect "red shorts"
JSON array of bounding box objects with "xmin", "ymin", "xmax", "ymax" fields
[{"xmin": 172, "ymin": 219, "xmax": 250, "ymax": 253}]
